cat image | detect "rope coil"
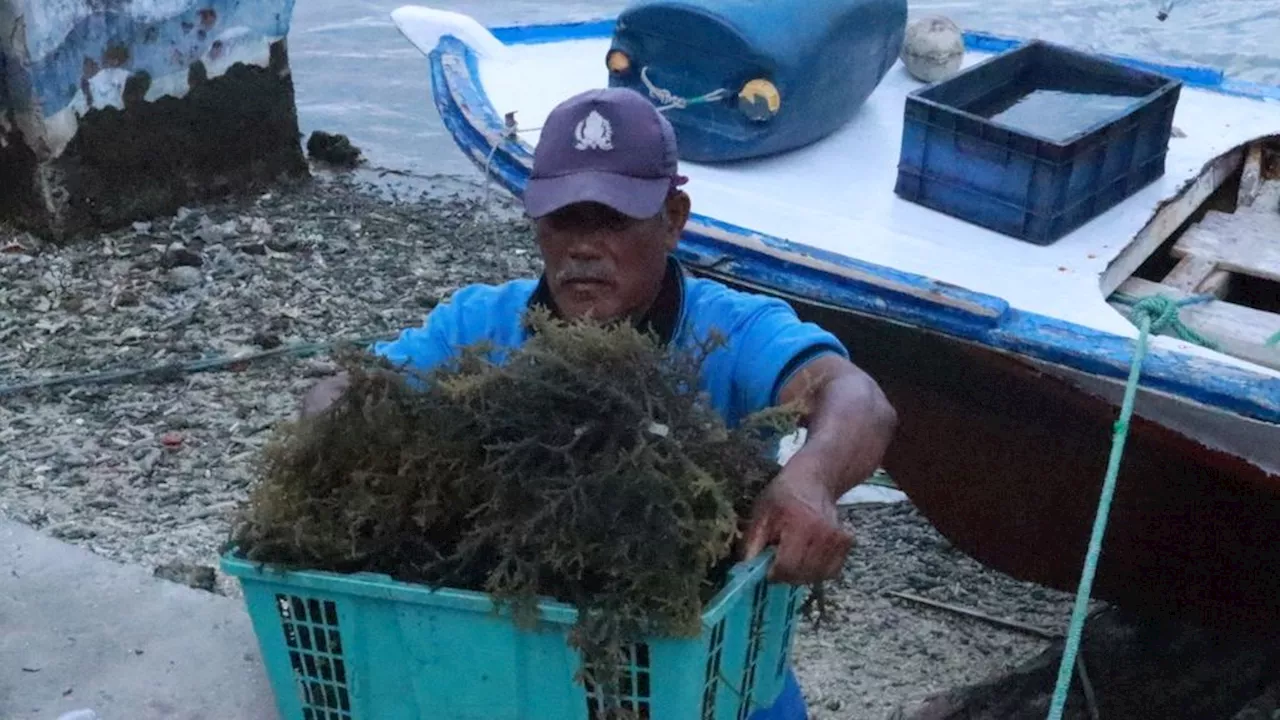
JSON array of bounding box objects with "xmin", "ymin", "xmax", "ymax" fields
[
  {"xmin": 1110, "ymin": 292, "xmax": 1220, "ymax": 350},
  {"xmin": 1127, "ymin": 294, "xmax": 1219, "ymax": 348},
  {"xmin": 639, "ymin": 66, "xmax": 729, "ymax": 112}
]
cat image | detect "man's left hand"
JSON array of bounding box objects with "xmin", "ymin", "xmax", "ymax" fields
[{"xmin": 740, "ymin": 451, "xmax": 854, "ymax": 585}]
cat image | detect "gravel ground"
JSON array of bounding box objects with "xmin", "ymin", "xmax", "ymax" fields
[
  {"xmin": 0, "ymin": 172, "xmax": 1080, "ymax": 718},
  {"xmin": 0, "ymin": 171, "xmax": 540, "ymax": 598},
  {"xmin": 795, "ymin": 502, "xmax": 1081, "ymax": 719}
]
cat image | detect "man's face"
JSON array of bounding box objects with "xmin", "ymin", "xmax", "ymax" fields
[{"xmin": 535, "ymin": 192, "xmax": 689, "ymax": 322}]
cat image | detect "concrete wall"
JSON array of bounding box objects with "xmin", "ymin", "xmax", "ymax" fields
[{"xmin": 0, "ymin": 0, "xmax": 309, "ymax": 241}]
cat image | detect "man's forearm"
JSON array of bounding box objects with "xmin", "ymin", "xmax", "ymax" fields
[
  {"xmin": 804, "ymin": 372, "xmax": 897, "ymax": 498},
  {"xmin": 731, "ymin": 354, "xmax": 896, "ymax": 580},
  {"xmin": 780, "ymin": 356, "xmax": 898, "ymax": 500}
]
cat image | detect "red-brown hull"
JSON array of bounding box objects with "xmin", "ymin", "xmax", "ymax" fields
[
  {"xmin": 881, "ymin": 340, "xmax": 1280, "ymax": 632},
  {"xmin": 715, "ymin": 277, "xmax": 1280, "ymax": 633}
]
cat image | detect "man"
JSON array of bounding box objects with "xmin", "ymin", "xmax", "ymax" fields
[{"xmin": 303, "ymin": 87, "xmax": 896, "ymax": 718}]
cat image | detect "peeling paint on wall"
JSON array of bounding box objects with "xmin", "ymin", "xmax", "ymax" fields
[
  {"xmin": 2, "ymin": 0, "xmax": 296, "ymax": 158},
  {"xmin": 26, "ymin": 0, "xmax": 294, "ymax": 114},
  {"xmin": 21, "ymin": 0, "xmax": 198, "ymax": 62},
  {"xmin": 1, "ymin": 0, "xmax": 305, "ymax": 239}
]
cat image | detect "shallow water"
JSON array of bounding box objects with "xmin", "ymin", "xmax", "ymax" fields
[
  {"xmin": 286, "ymin": 0, "xmax": 1280, "ymax": 175},
  {"xmin": 983, "ymin": 89, "xmax": 1147, "ymax": 141}
]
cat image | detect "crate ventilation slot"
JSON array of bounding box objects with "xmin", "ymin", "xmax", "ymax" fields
[
  {"xmin": 584, "ymin": 642, "xmax": 653, "ymax": 719},
  {"xmin": 275, "ymin": 593, "xmax": 351, "ymax": 720},
  {"xmin": 736, "ymin": 578, "xmax": 770, "ymax": 720}
]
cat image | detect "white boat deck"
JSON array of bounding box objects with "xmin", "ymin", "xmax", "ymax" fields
[{"xmin": 470, "ymin": 37, "xmax": 1280, "ymax": 376}]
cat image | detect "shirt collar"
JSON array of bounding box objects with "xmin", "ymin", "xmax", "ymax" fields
[{"xmin": 527, "ymin": 256, "xmax": 685, "ymax": 346}]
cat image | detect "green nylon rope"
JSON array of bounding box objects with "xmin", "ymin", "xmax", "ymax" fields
[
  {"xmin": 1109, "ymin": 292, "xmax": 1220, "ymax": 349},
  {"xmin": 1046, "ymin": 294, "xmax": 1217, "ymax": 719},
  {"xmin": 1115, "ymin": 293, "xmax": 1280, "ymax": 351}
]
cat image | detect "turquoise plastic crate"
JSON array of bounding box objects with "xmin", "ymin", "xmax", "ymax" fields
[{"xmin": 220, "ymin": 548, "xmax": 805, "ymax": 720}]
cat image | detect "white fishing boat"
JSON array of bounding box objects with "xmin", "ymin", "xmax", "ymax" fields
[{"xmin": 389, "ymin": 4, "xmax": 1280, "ymax": 631}]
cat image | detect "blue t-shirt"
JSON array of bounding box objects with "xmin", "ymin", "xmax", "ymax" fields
[{"xmin": 372, "ymin": 261, "xmax": 849, "ymax": 428}]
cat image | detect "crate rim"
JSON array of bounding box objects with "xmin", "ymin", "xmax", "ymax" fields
[
  {"xmin": 220, "ymin": 545, "xmax": 779, "ymax": 630},
  {"xmin": 905, "ymin": 38, "xmax": 1184, "ymax": 150}
]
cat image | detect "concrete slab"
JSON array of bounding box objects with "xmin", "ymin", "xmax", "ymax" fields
[{"xmin": 0, "ymin": 518, "xmax": 279, "ymax": 720}]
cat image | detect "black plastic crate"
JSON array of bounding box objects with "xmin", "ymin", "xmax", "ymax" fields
[{"xmin": 894, "ymin": 39, "xmax": 1182, "ymax": 245}]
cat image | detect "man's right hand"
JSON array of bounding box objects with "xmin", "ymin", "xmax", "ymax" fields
[{"xmin": 299, "ymin": 371, "xmax": 351, "ymax": 418}]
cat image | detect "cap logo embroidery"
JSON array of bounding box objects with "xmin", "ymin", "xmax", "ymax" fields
[{"xmin": 574, "ymin": 110, "xmax": 614, "ymax": 151}]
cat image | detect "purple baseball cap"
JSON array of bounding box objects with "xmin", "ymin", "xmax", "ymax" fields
[{"xmin": 523, "ymin": 87, "xmax": 686, "ymax": 220}]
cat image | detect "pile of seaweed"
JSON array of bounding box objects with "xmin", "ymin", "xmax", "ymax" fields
[{"xmin": 229, "ymin": 309, "xmax": 800, "ymax": 711}]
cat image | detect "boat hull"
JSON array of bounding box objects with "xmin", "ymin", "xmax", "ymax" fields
[
  {"xmin": 706, "ymin": 270, "xmax": 1280, "ymax": 633},
  {"xmin": 885, "ymin": 331, "xmax": 1280, "ymax": 634}
]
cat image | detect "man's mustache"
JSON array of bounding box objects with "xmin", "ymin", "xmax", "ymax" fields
[{"xmin": 555, "ymin": 261, "xmax": 612, "ymax": 283}]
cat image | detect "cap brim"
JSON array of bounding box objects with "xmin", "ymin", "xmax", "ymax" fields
[{"xmin": 523, "ymin": 170, "xmax": 671, "ymax": 220}]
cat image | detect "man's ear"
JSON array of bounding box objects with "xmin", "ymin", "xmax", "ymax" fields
[{"xmin": 663, "ymin": 191, "xmax": 691, "ymax": 249}]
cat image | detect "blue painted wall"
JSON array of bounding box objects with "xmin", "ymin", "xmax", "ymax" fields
[{"xmin": 4, "ymin": 0, "xmax": 294, "ymax": 119}]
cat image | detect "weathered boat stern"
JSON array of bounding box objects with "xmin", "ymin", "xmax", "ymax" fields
[{"xmin": 0, "ymin": 0, "xmax": 308, "ymax": 241}]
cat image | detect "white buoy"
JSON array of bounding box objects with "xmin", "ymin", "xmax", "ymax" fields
[{"xmin": 901, "ymin": 16, "xmax": 965, "ymax": 84}]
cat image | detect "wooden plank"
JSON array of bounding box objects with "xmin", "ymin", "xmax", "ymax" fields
[
  {"xmin": 1111, "ymin": 277, "xmax": 1280, "ymax": 371},
  {"xmin": 1259, "ymin": 178, "xmax": 1280, "ymax": 213},
  {"xmin": 1239, "ymin": 144, "xmax": 1265, "ymax": 208},
  {"xmin": 1171, "ymin": 213, "xmax": 1280, "ymax": 282},
  {"xmin": 1102, "ymin": 148, "xmax": 1244, "ymax": 296},
  {"xmin": 1196, "ymin": 269, "xmax": 1234, "ymax": 298},
  {"xmin": 1162, "ymin": 255, "xmax": 1233, "ymax": 298},
  {"xmin": 1163, "ymin": 255, "xmax": 1220, "ymax": 292}
]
